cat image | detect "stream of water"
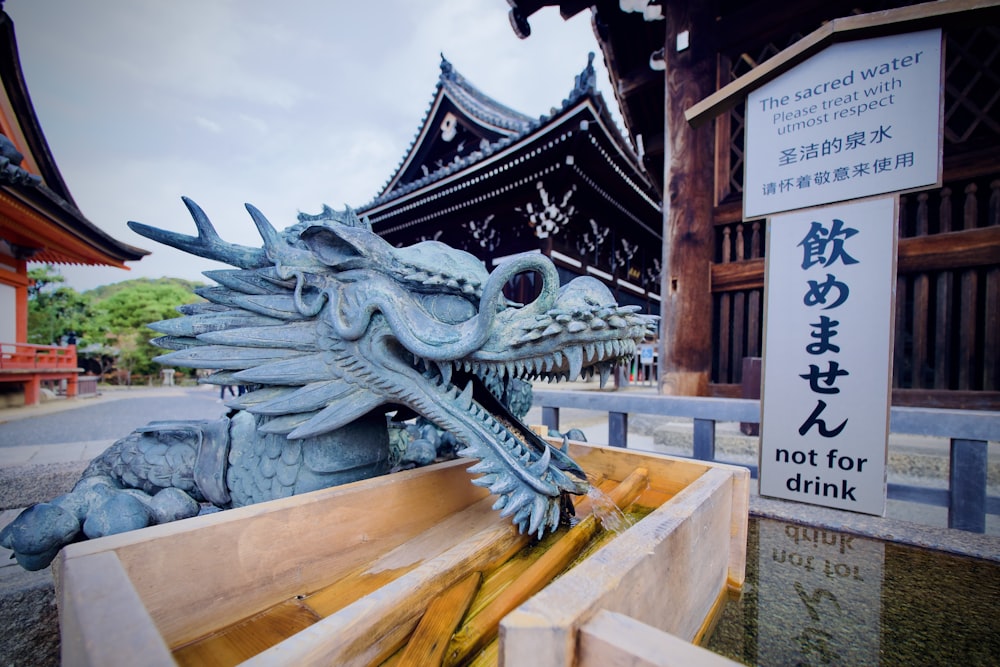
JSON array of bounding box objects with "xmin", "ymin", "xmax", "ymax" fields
[{"xmin": 583, "ymin": 483, "xmax": 635, "ymax": 534}]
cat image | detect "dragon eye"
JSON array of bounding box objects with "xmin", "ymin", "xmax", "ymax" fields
[{"xmin": 418, "ymin": 293, "xmax": 477, "ymax": 324}]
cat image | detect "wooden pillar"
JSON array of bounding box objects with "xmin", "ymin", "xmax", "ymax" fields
[
  {"xmin": 24, "ymin": 375, "xmax": 40, "ymax": 406},
  {"xmin": 658, "ymin": 0, "xmax": 716, "ymax": 396}
]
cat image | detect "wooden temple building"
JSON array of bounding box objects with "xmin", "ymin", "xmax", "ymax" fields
[
  {"xmin": 508, "ymin": 0, "xmax": 1000, "ymax": 410},
  {"xmin": 337, "ymin": 54, "xmax": 664, "ymax": 314},
  {"xmin": 0, "ymin": 8, "xmax": 148, "ymax": 405}
]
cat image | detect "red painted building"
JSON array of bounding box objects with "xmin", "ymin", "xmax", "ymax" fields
[{"xmin": 0, "ymin": 8, "xmax": 148, "ymax": 405}]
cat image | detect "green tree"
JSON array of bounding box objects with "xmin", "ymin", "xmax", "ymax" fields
[
  {"xmin": 27, "ymin": 270, "xmax": 205, "ymax": 380},
  {"xmin": 90, "ymin": 278, "xmax": 202, "ymax": 377},
  {"xmin": 26, "ymin": 265, "xmax": 98, "ymax": 345}
]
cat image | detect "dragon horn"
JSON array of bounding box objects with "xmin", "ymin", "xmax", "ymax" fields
[
  {"xmin": 244, "ymin": 203, "xmax": 283, "ymax": 253},
  {"xmin": 128, "ymin": 197, "xmax": 269, "ymax": 270}
]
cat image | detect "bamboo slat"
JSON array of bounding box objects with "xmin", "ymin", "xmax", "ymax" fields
[
  {"xmin": 443, "ymin": 468, "xmax": 650, "ymax": 666},
  {"xmin": 394, "ymin": 571, "xmax": 482, "ymax": 667}
]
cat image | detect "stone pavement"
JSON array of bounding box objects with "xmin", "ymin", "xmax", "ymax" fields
[{"xmin": 0, "ymin": 383, "xmax": 228, "ymax": 666}]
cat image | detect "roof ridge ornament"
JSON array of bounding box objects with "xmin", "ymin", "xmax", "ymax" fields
[
  {"xmin": 439, "ymin": 53, "xmax": 454, "ymax": 80},
  {"xmin": 565, "ymin": 52, "xmax": 597, "ymax": 106}
]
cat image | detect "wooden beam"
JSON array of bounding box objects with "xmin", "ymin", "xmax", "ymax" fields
[
  {"xmin": 711, "ymin": 258, "xmax": 765, "ymax": 292},
  {"xmin": 709, "ymin": 226, "xmax": 1000, "ymax": 293},
  {"xmin": 617, "ymin": 65, "xmax": 661, "ymax": 98},
  {"xmin": 0, "ymin": 263, "xmax": 29, "ymax": 287},
  {"xmin": 892, "ymin": 389, "xmax": 1000, "ymax": 410},
  {"xmin": 685, "ymin": 0, "xmax": 1000, "ymax": 128},
  {"xmin": 640, "ymin": 130, "xmax": 664, "ymax": 158},
  {"xmin": 558, "ymin": 0, "xmax": 591, "ymax": 20},
  {"xmin": 578, "ymin": 609, "xmax": 744, "ymax": 667},
  {"xmin": 897, "ymin": 226, "xmax": 1000, "ymax": 273}
]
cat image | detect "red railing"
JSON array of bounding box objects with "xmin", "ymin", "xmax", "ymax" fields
[
  {"xmin": 0, "ymin": 342, "xmax": 78, "ymax": 370},
  {"xmin": 0, "ymin": 343, "xmax": 80, "ymax": 405}
]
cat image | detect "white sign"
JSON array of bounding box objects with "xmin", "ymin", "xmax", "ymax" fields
[
  {"xmin": 640, "ymin": 344, "xmax": 654, "ymax": 364},
  {"xmin": 744, "ymin": 29, "xmax": 942, "ymax": 218},
  {"xmin": 759, "ymin": 197, "xmax": 896, "ymax": 515}
]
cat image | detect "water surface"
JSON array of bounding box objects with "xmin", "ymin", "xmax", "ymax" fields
[{"xmin": 707, "ymin": 518, "xmax": 1000, "ymax": 666}]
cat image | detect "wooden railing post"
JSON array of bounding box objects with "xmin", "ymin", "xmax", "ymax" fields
[
  {"xmin": 542, "ymin": 406, "xmax": 560, "ymax": 434},
  {"xmin": 609, "ymin": 412, "xmax": 628, "ymax": 448},
  {"xmin": 948, "ymin": 438, "xmax": 987, "ymax": 532},
  {"xmin": 693, "ymin": 418, "xmax": 716, "ymax": 461}
]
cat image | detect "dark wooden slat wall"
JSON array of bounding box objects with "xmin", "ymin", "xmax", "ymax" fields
[{"xmin": 705, "ymin": 22, "xmax": 999, "ymax": 409}]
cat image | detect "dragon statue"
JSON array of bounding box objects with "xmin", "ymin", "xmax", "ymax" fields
[{"xmin": 1, "ymin": 198, "xmax": 655, "ymax": 570}]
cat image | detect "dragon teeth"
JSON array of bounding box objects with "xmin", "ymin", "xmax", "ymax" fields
[
  {"xmin": 458, "ymin": 381, "xmax": 474, "ymax": 410},
  {"xmin": 490, "ymin": 477, "xmax": 519, "ymax": 495},
  {"xmin": 565, "ymin": 347, "xmax": 583, "ymax": 380},
  {"xmin": 547, "ymin": 502, "xmax": 561, "ymax": 533},
  {"xmin": 513, "ymin": 504, "xmax": 533, "ymax": 527},
  {"xmin": 599, "ymin": 363, "xmax": 612, "ymax": 388},
  {"xmin": 467, "ymin": 459, "xmax": 498, "ymax": 475},
  {"xmin": 436, "ymin": 361, "xmax": 453, "ymax": 386},
  {"xmin": 527, "ymin": 445, "xmax": 551, "ymax": 476}
]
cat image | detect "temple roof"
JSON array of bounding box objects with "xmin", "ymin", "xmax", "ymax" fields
[
  {"xmin": 0, "ymin": 8, "xmax": 148, "ymax": 267},
  {"xmin": 319, "ymin": 52, "xmax": 662, "ymax": 311},
  {"xmin": 362, "ymin": 53, "xmax": 623, "ymax": 209}
]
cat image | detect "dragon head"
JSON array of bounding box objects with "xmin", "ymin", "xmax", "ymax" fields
[{"xmin": 131, "ymin": 199, "xmax": 656, "ymax": 537}]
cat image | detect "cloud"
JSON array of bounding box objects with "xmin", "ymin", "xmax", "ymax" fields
[
  {"xmin": 194, "ymin": 116, "xmax": 223, "ymax": 133},
  {"xmin": 7, "ymin": 0, "xmax": 621, "ymax": 292}
]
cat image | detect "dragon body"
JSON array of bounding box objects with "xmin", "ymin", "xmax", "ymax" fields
[{"xmin": 1, "ymin": 199, "xmax": 655, "ymax": 570}]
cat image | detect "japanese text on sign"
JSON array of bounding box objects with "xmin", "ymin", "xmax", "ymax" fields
[{"xmin": 760, "ymin": 197, "xmax": 895, "ymax": 515}]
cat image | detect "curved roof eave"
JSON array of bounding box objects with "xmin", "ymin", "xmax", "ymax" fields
[
  {"xmin": 359, "ymin": 53, "xmax": 656, "ymax": 212},
  {"xmin": 0, "ymin": 8, "xmax": 149, "ymax": 266},
  {"xmin": 360, "ymin": 95, "xmax": 659, "ymax": 223},
  {"xmin": 375, "ymin": 56, "xmax": 537, "ymax": 198}
]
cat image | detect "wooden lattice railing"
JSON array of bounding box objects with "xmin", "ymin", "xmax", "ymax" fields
[
  {"xmin": 708, "ymin": 177, "xmax": 1000, "ymax": 409},
  {"xmin": 0, "ymin": 343, "xmax": 78, "ymax": 369}
]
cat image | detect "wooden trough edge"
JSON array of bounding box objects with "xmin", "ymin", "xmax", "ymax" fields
[
  {"xmin": 499, "ymin": 463, "xmax": 747, "ymax": 667},
  {"xmin": 53, "ymin": 442, "xmax": 750, "ymax": 667}
]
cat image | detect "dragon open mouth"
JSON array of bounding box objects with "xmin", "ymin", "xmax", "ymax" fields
[
  {"xmin": 129, "ymin": 199, "xmax": 656, "ymax": 539},
  {"xmin": 401, "ymin": 283, "xmax": 653, "ymax": 537}
]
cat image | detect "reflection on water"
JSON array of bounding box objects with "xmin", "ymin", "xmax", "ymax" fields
[{"xmin": 707, "ymin": 518, "xmax": 1000, "ymax": 666}]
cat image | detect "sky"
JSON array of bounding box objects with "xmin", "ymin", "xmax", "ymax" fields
[{"xmin": 6, "ymin": 1, "xmax": 620, "ymax": 291}]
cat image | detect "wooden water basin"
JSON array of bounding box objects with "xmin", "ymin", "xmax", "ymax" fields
[{"xmin": 55, "ymin": 441, "xmax": 749, "ymax": 666}]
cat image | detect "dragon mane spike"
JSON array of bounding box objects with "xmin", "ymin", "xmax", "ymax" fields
[
  {"xmin": 341, "ymin": 205, "xmax": 372, "ymax": 231},
  {"xmin": 127, "ymin": 198, "xmax": 269, "ymax": 270}
]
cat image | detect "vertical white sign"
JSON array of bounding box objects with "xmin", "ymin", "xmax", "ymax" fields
[
  {"xmin": 744, "ymin": 29, "xmax": 942, "ymax": 218},
  {"xmin": 760, "ymin": 197, "xmax": 895, "ymax": 515}
]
